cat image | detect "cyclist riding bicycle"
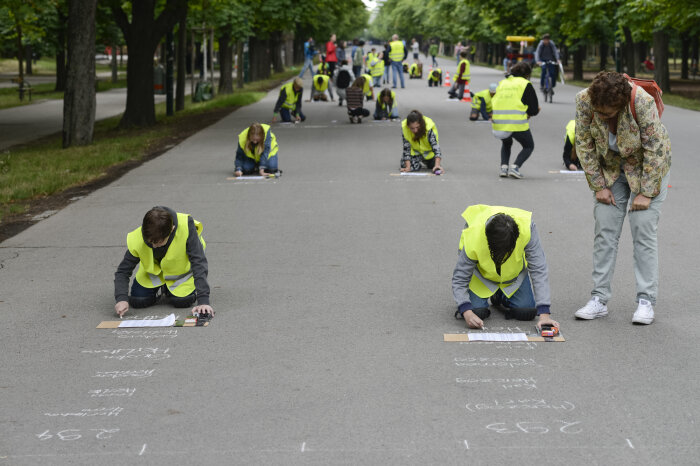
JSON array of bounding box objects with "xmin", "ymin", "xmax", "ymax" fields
[{"xmin": 534, "ymin": 34, "xmax": 560, "ymax": 92}]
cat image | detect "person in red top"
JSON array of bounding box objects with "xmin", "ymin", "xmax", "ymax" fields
[{"xmin": 326, "ymin": 34, "xmax": 338, "ymax": 77}]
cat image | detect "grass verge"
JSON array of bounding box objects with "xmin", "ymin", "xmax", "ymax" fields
[{"xmin": 0, "ymin": 69, "xmax": 297, "ymax": 232}]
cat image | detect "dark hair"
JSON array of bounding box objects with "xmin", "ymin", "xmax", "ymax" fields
[
  {"xmin": 542, "ymin": 33, "xmax": 551, "ymax": 40},
  {"xmin": 509, "ymin": 61, "xmax": 531, "ymax": 79},
  {"xmin": 379, "ymin": 88, "xmax": 393, "ymax": 104},
  {"xmin": 460, "ymin": 50, "xmax": 468, "ymax": 58},
  {"xmin": 142, "ymin": 207, "xmax": 173, "ymax": 245},
  {"xmin": 406, "ymin": 110, "xmax": 426, "ymax": 141},
  {"xmin": 588, "ymin": 71, "xmax": 631, "ymax": 110},
  {"xmin": 485, "ymin": 213, "xmax": 519, "ymax": 274},
  {"xmin": 316, "ymin": 75, "xmax": 324, "ymax": 86},
  {"xmin": 351, "ymin": 76, "xmax": 365, "ymax": 89}
]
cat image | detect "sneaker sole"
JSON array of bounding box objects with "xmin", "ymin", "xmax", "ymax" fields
[
  {"xmin": 499, "ymin": 173, "xmax": 508, "ymax": 178},
  {"xmin": 632, "ymin": 316, "xmax": 654, "ymax": 325},
  {"xmin": 508, "ymin": 172, "xmax": 523, "ymax": 179},
  {"xmin": 574, "ymin": 311, "xmax": 608, "ymax": 320}
]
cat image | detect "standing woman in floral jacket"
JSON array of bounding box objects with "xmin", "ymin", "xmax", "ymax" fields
[{"xmin": 573, "ymin": 71, "xmax": 671, "ymax": 325}]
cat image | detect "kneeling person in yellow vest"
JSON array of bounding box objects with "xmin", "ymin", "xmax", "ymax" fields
[
  {"xmin": 470, "ymin": 83, "xmax": 497, "ymax": 121},
  {"xmin": 272, "ymin": 78, "xmax": 305, "ymax": 123},
  {"xmin": 114, "ymin": 207, "xmax": 211, "ymax": 318},
  {"xmin": 452, "ymin": 205, "xmax": 558, "ymax": 330},
  {"xmin": 400, "ymin": 110, "xmax": 443, "ymax": 174},
  {"xmin": 562, "ymin": 119, "xmax": 581, "ymax": 171},
  {"xmin": 310, "ymin": 74, "xmax": 334, "ymax": 102},
  {"xmin": 428, "ymin": 68, "xmax": 442, "ymax": 87},
  {"xmin": 235, "ymin": 123, "xmax": 279, "ymax": 177},
  {"xmin": 408, "ymin": 62, "xmax": 422, "ymax": 79}
]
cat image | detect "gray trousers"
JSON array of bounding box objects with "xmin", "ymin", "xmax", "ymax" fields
[{"xmin": 591, "ymin": 171, "xmax": 669, "ymax": 305}]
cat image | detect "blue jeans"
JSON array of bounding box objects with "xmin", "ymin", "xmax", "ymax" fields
[
  {"xmin": 129, "ymin": 279, "xmax": 196, "ymax": 309},
  {"xmin": 236, "ymin": 153, "xmax": 278, "ymax": 174},
  {"xmin": 540, "ymin": 63, "xmax": 557, "ymax": 89},
  {"xmin": 299, "ymin": 57, "xmax": 314, "ymax": 78},
  {"xmin": 372, "ymin": 75, "xmax": 382, "ymax": 87},
  {"xmin": 431, "ymin": 55, "xmax": 438, "ymax": 67},
  {"xmin": 374, "ymin": 106, "xmax": 398, "ymax": 120},
  {"xmin": 280, "ymin": 108, "xmax": 306, "ymax": 122},
  {"xmin": 390, "ymin": 61, "xmax": 405, "ymax": 88},
  {"xmin": 468, "ymin": 273, "xmax": 536, "ymax": 310}
]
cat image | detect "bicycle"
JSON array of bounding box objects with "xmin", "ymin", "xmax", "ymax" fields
[{"xmin": 540, "ymin": 61, "xmax": 556, "ymax": 103}]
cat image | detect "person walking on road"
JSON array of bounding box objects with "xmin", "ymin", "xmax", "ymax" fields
[
  {"xmin": 411, "ymin": 38, "xmax": 420, "ymax": 60},
  {"xmin": 388, "ymin": 34, "xmax": 407, "ymax": 89},
  {"xmin": 573, "ymin": 71, "xmax": 671, "ymax": 325},
  {"xmin": 351, "ymin": 39, "xmax": 365, "ymax": 78},
  {"xmin": 400, "ymin": 110, "xmax": 443, "ymax": 173},
  {"xmin": 234, "ymin": 123, "xmax": 279, "ymax": 177},
  {"xmin": 272, "ymin": 78, "xmax": 305, "ymax": 123},
  {"xmin": 491, "ymin": 62, "xmax": 539, "ymax": 179},
  {"xmin": 114, "ymin": 207, "xmax": 212, "ymax": 318},
  {"xmin": 429, "ymin": 40, "xmax": 439, "ymax": 67},
  {"xmin": 299, "ymin": 37, "xmax": 317, "ymax": 78},
  {"xmin": 325, "ymin": 34, "xmax": 338, "ymax": 77},
  {"xmin": 452, "ymin": 204, "xmax": 558, "ymax": 330}
]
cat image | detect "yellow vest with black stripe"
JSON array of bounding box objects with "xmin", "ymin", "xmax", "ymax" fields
[
  {"xmin": 361, "ymin": 74, "xmax": 373, "ymax": 96},
  {"xmin": 409, "ymin": 63, "xmax": 419, "ymax": 76},
  {"xmin": 127, "ymin": 213, "xmax": 206, "ymax": 297},
  {"xmin": 428, "ymin": 68, "xmax": 442, "ymax": 82},
  {"xmin": 458, "ymin": 205, "xmax": 532, "ymax": 298},
  {"xmin": 280, "ymin": 82, "xmax": 300, "ymax": 110},
  {"xmin": 377, "ymin": 91, "xmax": 396, "ymax": 111},
  {"xmin": 491, "ymin": 76, "xmax": 530, "ymax": 132},
  {"xmin": 389, "ymin": 40, "xmax": 405, "ymax": 62},
  {"xmin": 368, "ymin": 53, "xmax": 384, "ymax": 77},
  {"xmin": 237, "ymin": 124, "xmax": 278, "ymax": 163},
  {"xmin": 566, "ymin": 119, "xmax": 575, "ymax": 144},
  {"xmin": 455, "ymin": 58, "xmax": 470, "ymax": 82},
  {"xmin": 313, "ymin": 74, "xmax": 330, "ymax": 92},
  {"xmin": 401, "ymin": 116, "xmax": 438, "ymax": 159},
  {"xmin": 471, "ymin": 89, "xmax": 493, "ymax": 112}
]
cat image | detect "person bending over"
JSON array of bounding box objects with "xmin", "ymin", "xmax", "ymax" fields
[
  {"xmin": 234, "ymin": 123, "xmax": 279, "ymax": 177},
  {"xmin": 452, "ymin": 205, "xmax": 558, "ymax": 330},
  {"xmin": 400, "ymin": 110, "xmax": 443, "ymax": 173},
  {"xmin": 114, "ymin": 207, "xmax": 212, "ymax": 318},
  {"xmin": 470, "ymin": 83, "xmax": 497, "ymax": 121},
  {"xmin": 272, "ymin": 77, "xmax": 305, "ymax": 123},
  {"xmin": 374, "ymin": 88, "xmax": 399, "ymax": 120}
]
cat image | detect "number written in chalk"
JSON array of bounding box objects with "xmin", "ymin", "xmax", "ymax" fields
[
  {"xmin": 485, "ymin": 421, "xmax": 582, "ymax": 434},
  {"xmin": 36, "ymin": 429, "xmax": 120, "ymax": 441}
]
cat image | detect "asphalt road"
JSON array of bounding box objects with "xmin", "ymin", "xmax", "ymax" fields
[{"xmin": 0, "ymin": 57, "xmax": 698, "ymax": 465}]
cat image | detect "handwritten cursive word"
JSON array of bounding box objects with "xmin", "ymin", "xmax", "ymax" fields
[
  {"xmin": 456, "ymin": 377, "xmax": 537, "ymax": 390},
  {"xmin": 36, "ymin": 429, "xmax": 120, "ymax": 441},
  {"xmin": 93, "ymin": 370, "xmax": 155, "ymax": 379},
  {"xmin": 82, "ymin": 348, "xmax": 170, "ymax": 360},
  {"xmin": 486, "ymin": 420, "xmax": 582, "ymax": 434},
  {"xmin": 89, "ymin": 388, "xmax": 136, "ymax": 397},
  {"xmin": 466, "ymin": 399, "xmax": 575, "ymax": 412},
  {"xmin": 111, "ymin": 329, "xmax": 179, "ymax": 339},
  {"xmin": 44, "ymin": 407, "xmax": 124, "ymax": 417},
  {"xmin": 454, "ymin": 357, "xmax": 537, "ymax": 368}
]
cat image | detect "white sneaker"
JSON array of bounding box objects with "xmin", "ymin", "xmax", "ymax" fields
[
  {"xmin": 632, "ymin": 299, "xmax": 655, "ymax": 324},
  {"xmin": 574, "ymin": 296, "xmax": 608, "ymax": 320},
  {"xmin": 499, "ymin": 164, "xmax": 508, "ymax": 177}
]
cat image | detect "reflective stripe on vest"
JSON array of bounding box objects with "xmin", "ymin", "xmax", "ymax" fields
[
  {"xmin": 237, "ymin": 124, "xmax": 278, "ymax": 163},
  {"xmin": 127, "ymin": 212, "xmax": 206, "ymax": 297},
  {"xmin": 456, "ymin": 59, "xmax": 470, "ymax": 81},
  {"xmin": 491, "ymin": 76, "xmax": 530, "ymax": 132},
  {"xmin": 280, "ymin": 82, "xmax": 299, "ymax": 109},
  {"xmin": 458, "ymin": 205, "xmax": 532, "ymax": 299},
  {"xmin": 566, "ymin": 119, "xmax": 575, "ymax": 144},
  {"xmin": 389, "ymin": 40, "xmax": 405, "ymax": 62},
  {"xmin": 313, "ymin": 75, "xmax": 330, "ymax": 92},
  {"xmin": 401, "ymin": 116, "xmax": 438, "ymax": 158}
]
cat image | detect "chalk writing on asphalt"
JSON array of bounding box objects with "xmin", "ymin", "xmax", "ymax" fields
[
  {"xmin": 485, "ymin": 421, "xmax": 582, "ymax": 434},
  {"xmin": 465, "ymin": 399, "xmax": 575, "ymax": 412},
  {"xmin": 36, "ymin": 429, "xmax": 120, "ymax": 441},
  {"xmin": 93, "ymin": 370, "xmax": 155, "ymax": 379},
  {"xmin": 456, "ymin": 377, "xmax": 537, "ymax": 390}
]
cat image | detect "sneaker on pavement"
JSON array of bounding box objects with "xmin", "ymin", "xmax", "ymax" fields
[
  {"xmin": 574, "ymin": 296, "xmax": 608, "ymax": 320},
  {"xmin": 508, "ymin": 165, "xmax": 524, "ymax": 179},
  {"xmin": 632, "ymin": 299, "xmax": 655, "ymax": 324},
  {"xmin": 500, "ymin": 164, "xmax": 509, "ymax": 177}
]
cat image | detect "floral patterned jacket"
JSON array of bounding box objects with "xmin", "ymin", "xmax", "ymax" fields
[{"xmin": 575, "ymin": 86, "xmax": 671, "ymax": 198}]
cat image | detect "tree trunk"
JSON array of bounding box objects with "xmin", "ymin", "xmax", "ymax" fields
[
  {"xmin": 681, "ymin": 32, "xmax": 690, "ymax": 80},
  {"xmin": 599, "ymin": 41, "xmax": 608, "ymax": 70},
  {"xmin": 25, "ymin": 45, "xmax": 33, "ymax": 75},
  {"xmin": 15, "ymin": 22, "xmax": 24, "ymax": 84},
  {"xmin": 55, "ymin": 18, "xmax": 67, "ymax": 92},
  {"xmin": 653, "ymin": 30, "xmax": 670, "ymax": 92},
  {"xmin": 236, "ymin": 41, "xmax": 244, "ymax": 89},
  {"xmin": 218, "ymin": 29, "xmax": 233, "ymax": 94},
  {"xmin": 249, "ymin": 36, "xmax": 271, "ymax": 81},
  {"xmin": 623, "ymin": 27, "xmax": 635, "ymax": 77},
  {"xmin": 62, "ymin": 0, "xmax": 97, "ymax": 148},
  {"xmin": 271, "ymin": 32, "xmax": 284, "ymax": 73},
  {"xmin": 111, "ymin": 40, "xmax": 118, "ymax": 82},
  {"xmin": 573, "ymin": 43, "xmax": 584, "ymax": 81},
  {"xmin": 176, "ymin": 14, "xmax": 186, "ymax": 111}
]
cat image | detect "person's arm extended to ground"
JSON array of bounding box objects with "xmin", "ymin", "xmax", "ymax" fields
[
  {"xmin": 114, "ymin": 250, "xmax": 139, "ymax": 317},
  {"xmin": 186, "ymin": 217, "xmax": 212, "ymax": 314},
  {"xmin": 294, "ymin": 89, "xmax": 303, "ymax": 119},
  {"xmin": 428, "ymin": 128, "xmax": 443, "ymax": 171},
  {"xmin": 400, "ymin": 134, "xmax": 412, "ymax": 171},
  {"xmin": 452, "ymin": 247, "xmax": 483, "ymax": 328},
  {"xmin": 272, "ymin": 88, "xmax": 287, "ymax": 121},
  {"xmin": 234, "ymin": 145, "xmax": 246, "ymax": 176},
  {"xmin": 258, "ymin": 131, "xmax": 273, "ymax": 173},
  {"xmin": 524, "ymin": 222, "xmax": 559, "ymax": 329}
]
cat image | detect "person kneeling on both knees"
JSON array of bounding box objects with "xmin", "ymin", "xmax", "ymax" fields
[
  {"xmin": 114, "ymin": 206, "xmax": 213, "ymax": 318},
  {"xmin": 234, "ymin": 123, "xmax": 279, "ymax": 177},
  {"xmin": 452, "ymin": 205, "xmax": 558, "ymax": 330}
]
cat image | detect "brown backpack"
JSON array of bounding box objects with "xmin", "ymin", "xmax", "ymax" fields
[{"xmin": 624, "ymin": 73, "xmax": 664, "ymax": 120}]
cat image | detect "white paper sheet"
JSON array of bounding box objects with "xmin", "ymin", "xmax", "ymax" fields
[
  {"xmin": 559, "ymin": 170, "xmax": 584, "ymax": 174},
  {"xmin": 235, "ymin": 176, "xmax": 266, "ymax": 180},
  {"xmin": 467, "ymin": 333, "xmax": 528, "ymax": 342},
  {"xmin": 119, "ymin": 314, "xmax": 176, "ymax": 328},
  {"xmin": 400, "ymin": 172, "xmax": 430, "ymax": 176}
]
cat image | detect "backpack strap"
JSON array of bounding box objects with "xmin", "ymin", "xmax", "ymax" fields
[{"xmin": 623, "ymin": 73, "xmax": 638, "ymax": 123}]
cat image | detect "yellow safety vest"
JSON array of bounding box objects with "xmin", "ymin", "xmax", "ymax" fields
[
  {"xmin": 368, "ymin": 52, "xmax": 384, "ymax": 77},
  {"xmin": 471, "ymin": 89, "xmax": 493, "ymax": 112},
  {"xmin": 566, "ymin": 119, "xmax": 575, "ymax": 144},
  {"xmin": 491, "ymin": 76, "xmax": 530, "ymax": 132},
  {"xmin": 377, "ymin": 90, "xmax": 396, "ymax": 110},
  {"xmin": 409, "ymin": 64, "xmax": 419, "ymax": 76},
  {"xmin": 428, "ymin": 68, "xmax": 442, "ymax": 82},
  {"xmin": 280, "ymin": 82, "xmax": 300, "ymax": 110},
  {"xmin": 458, "ymin": 205, "xmax": 532, "ymax": 298},
  {"xmin": 401, "ymin": 116, "xmax": 438, "ymax": 158},
  {"xmin": 313, "ymin": 74, "xmax": 330, "ymax": 92},
  {"xmin": 455, "ymin": 58, "xmax": 470, "ymax": 82},
  {"xmin": 237, "ymin": 124, "xmax": 278, "ymax": 163},
  {"xmin": 127, "ymin": 213, "xmax": 206, "ymax": 297},
  {"xmin": 361, "ymin": 73, "xmax": 373, "ymax": 96},
  {"xmin": 389, "ymin": 40, "xmax": 405, "ymax": 63}
]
